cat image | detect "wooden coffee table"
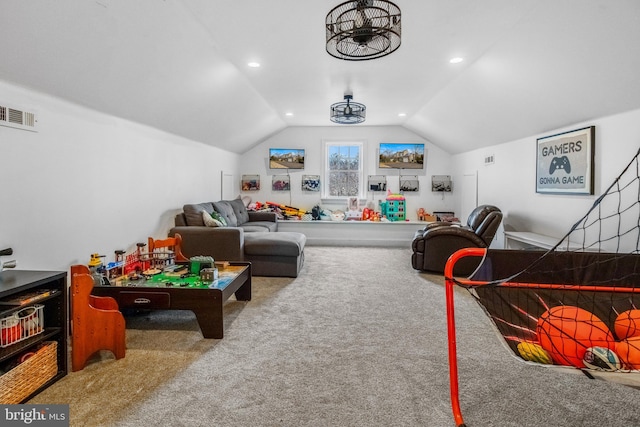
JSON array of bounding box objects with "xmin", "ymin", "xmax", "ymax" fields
[{"xmin": 91, "ymin": 262, "xmax": 251, "ymax": 339}]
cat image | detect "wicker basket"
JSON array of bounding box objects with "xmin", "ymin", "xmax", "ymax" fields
[{"xmin": 0, "ymin": 341, "xmax": 58, "ymax": 404}]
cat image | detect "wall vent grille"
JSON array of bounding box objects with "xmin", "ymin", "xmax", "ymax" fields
[
  {"xmin": 0, "ymin": 104, "xmax": 38, "ymax": 132},
  {"xmin": 484, "ymin": 154, "xmax": 495, "ymax": 165}
]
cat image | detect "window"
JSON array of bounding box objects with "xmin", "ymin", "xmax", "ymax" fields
[{"xmin": 323, "ymin": 141, "xmax": 364, "ymax": 199}]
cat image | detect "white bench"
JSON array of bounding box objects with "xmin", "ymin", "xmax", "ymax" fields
[{"xmin": 503, "ymin": 231, "xmax": 582, "ymax": 251}]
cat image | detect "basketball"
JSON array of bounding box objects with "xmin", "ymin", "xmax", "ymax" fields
[
  {"xmin": 614, "ymin": 309, "xmax": 640, "ymax": 340},
  {"xmin": 583, "ymin": 346, "xmax": 622, "ymax": 371},
  {"xmin": 537, "ymin": 305, "xmax": 615, "ymax": 368},
  {"xmin": 615, "ymin": 337, "xmax": 640, "ymax": 370},
  {"xmin": 517, "ymin": 341, "xmax": 553, "ymax": 364}
]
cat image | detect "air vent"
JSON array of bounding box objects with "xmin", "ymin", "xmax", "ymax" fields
[
  {"xmin": 0, "ymin": 104, "xmax": 38, "ymax": 132},
  {"xmin": 484, "ymin": 154, "xmax": 495, "ymax": 165}
]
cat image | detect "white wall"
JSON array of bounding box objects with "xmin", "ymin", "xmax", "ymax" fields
[
  {"xmin": 240, "ymin": 126, "xmax": 455, "ymax": 220},
  {"xmin": 6, "ymin": 78, "xmax": 636, "ymax": 271},
  {"xmin": 452, "ymin": 108, "xmax": 640, "ymax": 248},
  {"xmin": 0, "ymin": 80, "xmax": 239, "ymax": 271}
]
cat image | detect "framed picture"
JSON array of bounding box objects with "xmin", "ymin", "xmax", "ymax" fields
[
  {"xmin": 433, "ymin": 211, "xmax": 456, "ymax": 222},
  {"xmin": 379, "ymin": 143, "xmax": 425, "ymax": 169},
  {"xmin": 272, "ymin": 175, "xmax": 290, "ymax": 191},
  {"xmin": 348, "ymin": 197, "xmax": 359, "ymax": 211},
  {"xmin": 400, "ymin": 175, "xmax": 419, "ymax": 192},
  {"xmin": 431, "ymin": 175, "xmax": 452, "ymax": 192},
  {"xmin": 302, "ymin": 175, "xmax": 320, "ymax": 191},
  {"xmin": 536, "ymin": 126, "xmax": 595, "ymax": 195},
  {"xmin": 368, "ymin": 175, "xmax": 387, "ymax": 192},
  {"xmin": 241, "ymin": 175, "xmax": 260, "ymax": 191},
  {"xmin": 269, "ymin": 148, "xmax": 305, "ymax": 169}
]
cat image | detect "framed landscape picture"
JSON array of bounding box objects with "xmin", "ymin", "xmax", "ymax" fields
[
  {"xmin": 379, "ymin": 143, "xmax": 424, "ymax": 169},
  {"xmin": 269, "ymin": 148, "xmax": 305, "ymax": 169},
  {"xmin": 536, "ymin": 126, "xmax": 595, "ymax": 195}
]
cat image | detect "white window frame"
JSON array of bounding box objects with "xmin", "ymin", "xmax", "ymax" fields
[{"xmin": 322, "ymin": 140, "xmax": 365, "ymax": 200}]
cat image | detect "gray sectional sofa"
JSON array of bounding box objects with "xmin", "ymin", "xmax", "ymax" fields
[{"xmin": 170, "ymin": 198, "xmax": 305, "ymax": 277}]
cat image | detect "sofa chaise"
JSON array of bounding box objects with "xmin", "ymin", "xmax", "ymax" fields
[{"xmin": 170, "ymin": 199, "xmax": 305, "ymax": 277}]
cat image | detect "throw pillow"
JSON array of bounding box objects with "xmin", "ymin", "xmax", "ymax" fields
[
  {"xmin": 212, "ymin": 201, "xmax": 238, "ymax": 227},
  {"xmin": 183, "ymin": 203, "xmax": 214, "ymax": 226},
  {"xmin": 202, "ymin": 211, "xmax": 226, "ymax": 227},
  {"xmin": 211, "ymin": 210, "xmax": 227, "ymax": 226},
  {"xmin": 227, "ymin": 197, "xmax": 250, "ymax": 225}
]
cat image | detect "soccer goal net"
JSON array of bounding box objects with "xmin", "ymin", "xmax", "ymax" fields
[{"xmin": 445, "ymin": 147, "xmax": 640, "ymax": 426}]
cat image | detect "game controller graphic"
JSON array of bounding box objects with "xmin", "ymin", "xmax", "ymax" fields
[{"xmin": 549, "ymin": 156, "xmax": 571, "ymax": 174}]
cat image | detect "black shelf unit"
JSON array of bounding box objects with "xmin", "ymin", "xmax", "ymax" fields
[{"xmin": 0, "ymin": 270, "xmax": 68, "ymax": 402}]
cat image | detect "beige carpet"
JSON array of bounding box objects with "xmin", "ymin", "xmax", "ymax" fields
[
  {"xmin": 30, "ymin": 282, "xmax": 278, "ymax": 425},
  {"xmin": 30, "ymin": 246, "xmax": 640, "ymax": 426}
]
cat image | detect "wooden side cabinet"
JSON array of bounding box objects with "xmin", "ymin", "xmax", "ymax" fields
[{"xmin": 0, "ymin": 270, "xmax": 68, "ymax": 403}]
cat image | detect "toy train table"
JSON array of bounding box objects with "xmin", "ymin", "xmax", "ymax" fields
[{"xmin": 91, "ymin": 262, "xmax": 251, "ymax": 339}]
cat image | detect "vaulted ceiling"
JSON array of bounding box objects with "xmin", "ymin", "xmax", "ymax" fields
[{"xmin": 2, "ymin": 1, "xmax": 640, "ymax": 154}]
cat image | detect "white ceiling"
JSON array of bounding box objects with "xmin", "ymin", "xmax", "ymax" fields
[{"xmin": 2, "ymin": 0, "xmax": 640, "ymax": 154}]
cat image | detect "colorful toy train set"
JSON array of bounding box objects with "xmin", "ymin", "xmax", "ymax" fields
[{"xmin": 87, "ymin": 243, "xmax": 230, "ymax": 289}]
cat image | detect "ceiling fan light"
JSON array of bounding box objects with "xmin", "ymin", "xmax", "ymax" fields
[
  {"xmin": 326, "ymin": 0, "xmax": 401, "ymax": 61},
  {"xmin": 330, "ymin": 93, "xmax": 366, "ymax": 124}
]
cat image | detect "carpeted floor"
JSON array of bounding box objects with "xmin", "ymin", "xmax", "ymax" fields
[{"xmin": 30, "ymin": 246, "xmax": 640, "ymax": 426}]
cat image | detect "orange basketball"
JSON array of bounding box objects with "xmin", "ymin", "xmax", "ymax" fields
[
  {"xmin": 614, "ymin": 309, "xmax": 640, "ymax": 340},
  {"xmin": 615, "ymin": 337, "xmax": 640, "ymax": 369},
  {"xmin": 537, "ymin": 306, "xmax": 615, "ymax": 368}
]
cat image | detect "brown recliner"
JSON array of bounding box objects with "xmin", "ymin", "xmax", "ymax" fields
[{"xmin": 411, "ymin": 205, "xmax": 503, "ymax": 275}]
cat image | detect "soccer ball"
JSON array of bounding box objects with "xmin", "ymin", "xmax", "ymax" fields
[{"xmin": 583, "ymin": 346, "xmax": 622, "ymax": 371}]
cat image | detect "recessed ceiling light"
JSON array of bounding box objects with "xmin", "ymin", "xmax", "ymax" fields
[
  {"xmin": 398, "ymin": 113, "xmax": 407, "ymax": 117},
  {"xmin": 285, "ymin": 112, "xmax": 294, "ymax": 117},
  {"xmin": 449, "ymin": 57, "xmax": 464, "ymax": 64},
  {"xmin": 247, "ymin": 62, "xmax": 261, "ymax": 68}
]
